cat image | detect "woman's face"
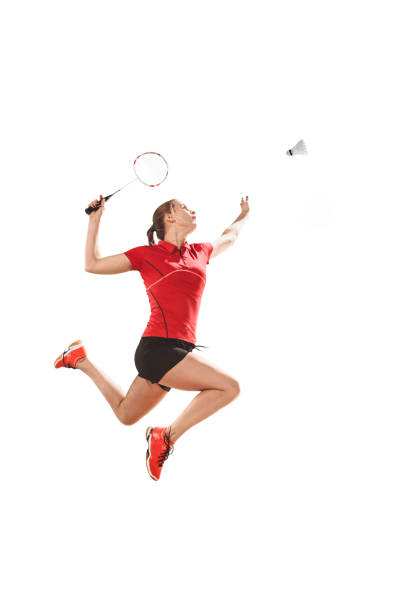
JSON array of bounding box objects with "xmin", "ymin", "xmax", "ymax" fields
[{"xmin": 173, "ymin": 200, "xmax": 196, "ymax": 230}]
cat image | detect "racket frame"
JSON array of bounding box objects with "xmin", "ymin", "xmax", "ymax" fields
[
  {"xmin": 133, "ymin": 152, "xmax": 169, "ymax": 187},
  {"xmin": 85, "ymin": 151, "xmax": 169, "ymax": 214}
]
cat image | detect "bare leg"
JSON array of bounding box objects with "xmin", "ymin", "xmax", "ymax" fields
[
  {"xmin": 166, "ymin": 388, "xmax": 238, "ymax": 443},
  {"xmin": 158, "ymin": 351, "xmax": 241, "ymax": 444},
  {"xmin": 76, "ymin": 357, "xmax": 125, "ymax": 420},
  {"xmin": 75, "ymin": 357, "xmax": 167, "ymax": 425}
]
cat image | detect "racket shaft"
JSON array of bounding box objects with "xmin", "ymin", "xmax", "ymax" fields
[{"xmin": 84, "ymin": 179, "xmax": 136, "ymax": 214}]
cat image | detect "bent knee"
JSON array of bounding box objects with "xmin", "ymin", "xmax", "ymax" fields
[
  {"xmin": 225, "ymin": 378, "xmax": 240, "ymax": 397},
  {"xmin": 117, "ymin": 407, "xmax": 139, "ymax": 426},
  {"xmin": 120, "ymin": 415, "xmax": 137, "ymax": 426},
  {"xmin": 121, "ymin": 417, "xmax": 136, "ymax": 426}
]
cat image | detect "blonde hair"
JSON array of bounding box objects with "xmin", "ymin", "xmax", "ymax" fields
[{"xmin": 147, "ymin": 199, "xmax": 178, "ymax": 246}]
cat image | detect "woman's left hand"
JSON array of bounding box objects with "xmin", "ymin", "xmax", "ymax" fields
[{"xmin": 240, "ymin": 195, "xmax": 250, "ymax": 215}]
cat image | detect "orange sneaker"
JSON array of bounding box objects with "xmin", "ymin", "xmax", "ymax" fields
[
  {"xmin": 145, "ymin": 426, "xmax": 174, "ymax": 481},
  {"xmin": 54, "ymin": 340, "xmax": 87, "ymax": 369}
]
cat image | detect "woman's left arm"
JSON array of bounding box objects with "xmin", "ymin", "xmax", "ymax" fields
[{"xmin": 209, "ymin": 196, "xmax": 250, "ymax": 260}]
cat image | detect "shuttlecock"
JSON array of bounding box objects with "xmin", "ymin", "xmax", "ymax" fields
[{"xmin": 286, "ymin": 139, "xmax": 308, "ymax": 156}]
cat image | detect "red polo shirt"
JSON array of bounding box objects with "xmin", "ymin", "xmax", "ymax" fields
[{"xmin": 123, "ymin": 240, "xmax": 213, "ymax": 344}]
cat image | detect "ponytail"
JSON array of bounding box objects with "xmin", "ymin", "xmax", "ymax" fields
[{"xmin": 147, "ymin": 224, "xmax": 156, "ymax": 246}]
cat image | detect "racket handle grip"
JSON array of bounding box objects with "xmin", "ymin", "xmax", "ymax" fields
[
  {"xmin": 85, "ymin": 202, "xmax": 101, "ymax": 215},
  {"xmin": 85, "ymin": 194, "xmax": 112, "ymax": 215}
]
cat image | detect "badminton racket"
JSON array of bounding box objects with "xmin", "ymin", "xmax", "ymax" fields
[{"xmin": 85, "ymin": 152, "xmax": 168, "ymax": 215}]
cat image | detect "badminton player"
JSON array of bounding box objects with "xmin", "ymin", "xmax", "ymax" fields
[{"xmin": 54, "ymin": 196, "xmax": 250, "ymax": 480}]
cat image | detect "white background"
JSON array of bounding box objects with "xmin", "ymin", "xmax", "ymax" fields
[{"xmin": 1, "ymin": 1, "xmax": 408, "ymax": 610}]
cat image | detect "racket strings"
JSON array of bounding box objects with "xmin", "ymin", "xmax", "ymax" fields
[{"xmin": 134, "ymin": 153, "xmax": 168, "ymax": 187}]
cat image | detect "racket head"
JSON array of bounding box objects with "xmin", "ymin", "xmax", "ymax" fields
[{"xmin": 133, "ymin": 152, "xmax": 169, "ymax": 187}]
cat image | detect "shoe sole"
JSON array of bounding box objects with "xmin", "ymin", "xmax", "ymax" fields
[
  {"xmin": 54, "ymin": 340, "xmax": 84, "ymax": 368},
  {"xmin": 145, "ymin": 426, "xmax": 158, "ymax": 481}
]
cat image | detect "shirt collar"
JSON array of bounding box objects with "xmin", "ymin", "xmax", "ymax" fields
[{"xmin": 158, "ymin": 240, "xmax": 189, "ymax": 253}]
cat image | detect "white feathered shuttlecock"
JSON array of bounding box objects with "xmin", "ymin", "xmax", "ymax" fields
[{"xmin": 286, "ymin": 139, "xmax": 308, "ymax": 156}]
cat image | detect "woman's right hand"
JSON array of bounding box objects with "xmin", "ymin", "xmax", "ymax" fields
[{"xmin": 88, "ymin": 194, "xmax": 105, "ymax": 219}]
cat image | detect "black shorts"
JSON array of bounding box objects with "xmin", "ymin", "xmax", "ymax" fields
[{"xmin": 134, "ymin": 336, "xmax": 209, "ymax": 392}]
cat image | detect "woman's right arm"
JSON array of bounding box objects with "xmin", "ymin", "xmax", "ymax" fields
[{"xmin": 85, "ymin": 196, "xmax": 132, "ymax": 275}]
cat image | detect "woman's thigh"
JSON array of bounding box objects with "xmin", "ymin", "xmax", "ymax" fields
[
  {"xmin": 158, "ymin": 351, "xmax": 240, "ymax": 393},
  {"xmin": 119, "ymin": 375, "xmax": 168, "ymax": 424}
]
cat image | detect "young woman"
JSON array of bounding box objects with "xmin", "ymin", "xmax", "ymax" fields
[{"xmin": 54, "ymin": 196, "xmax": 250, "ymax": 480}]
